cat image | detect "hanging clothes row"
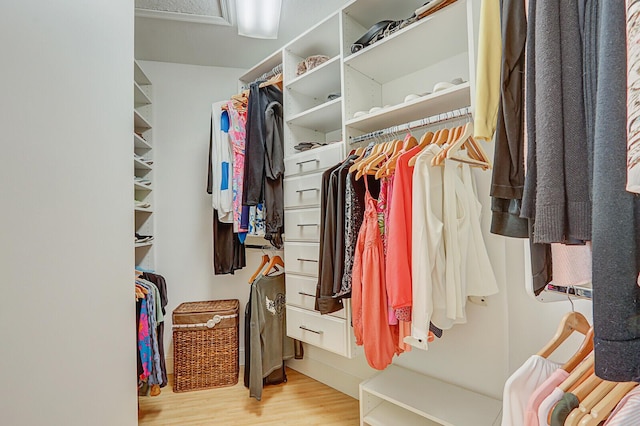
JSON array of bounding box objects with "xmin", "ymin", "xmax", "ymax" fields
[
  {"xmin": 503, "ymin": 311, "xmax": 639, "ymax": 426},
  {"xmin": 474, "ymin": 0, "xmax": 640, "ymax": 383},
  {"xmin": 207, "ymin": 72, "xmax": 285, "ymax": 275},
  {"xmin": 317, "ymin": 111, "xmax": 498, "ymax": 370},
  {"xmin": 135, "ymin": 271, "xmax": 168, "ymax": 397}
]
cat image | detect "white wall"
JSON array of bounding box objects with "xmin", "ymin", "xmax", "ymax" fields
[
  {"xmin": 0, "ymin": 2, "xmax": 137, "ymax": 425},
  {"xmin": 138, "ymin": 61, "xmax": 270, "ymax": 372}
]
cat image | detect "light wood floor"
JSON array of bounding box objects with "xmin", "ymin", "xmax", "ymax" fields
[{"xmin": 138, "ymin": 367, "xmax": 360, "ymax": 425}]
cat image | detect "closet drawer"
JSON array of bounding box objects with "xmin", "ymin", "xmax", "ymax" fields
[
  {"xmin": 284, "ymin": 242, "xmax": 320, "ymax": 276},
  {"xmin": 284, "ymin": 173, "xmax": 323, "ymax": 209},
  {"xmin": 286, "ymin": 305, "xmax": 347, "ymax": 356},
  {"xmin": 284, "ymin": 208, "xmax": 321, "ymax": 242},
  {"xmin": 285, "ymin": 274, "xmax": 346, "ymax": 319},
  {"xmin": 284, "ymin": 143, "xmax": 343, "ymax": 177}
]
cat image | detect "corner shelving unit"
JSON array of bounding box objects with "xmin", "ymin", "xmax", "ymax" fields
[{"xmin": 133, "ymin": 60, "xmax": 154, "ymax": 271}]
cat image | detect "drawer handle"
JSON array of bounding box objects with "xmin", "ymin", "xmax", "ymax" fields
[
  {"xmin": 298, "ymin": 291, "xmax": 315, "ymax": 297},
  {"xmin": 297, "ymin": 223, "xmax": 319, "ymax": 227},
  {"xmin": 296, "ymin": 159, "xmax": 320, "ymax": 166},
  {"xmin": 297, "ymin": 258, "xmax": 318, "ymax": 263},
  {"xmin": 296, "ymin": 188, "xmax": 320, "ymax": 193},
  {"xmin": 300, "ymin": 325, "xmax": 323, "ymax": 335}
]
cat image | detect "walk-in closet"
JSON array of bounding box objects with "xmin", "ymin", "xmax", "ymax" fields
[{"xmin": 3, "ymin": 0, "xmax": 640, "ymax": 425}]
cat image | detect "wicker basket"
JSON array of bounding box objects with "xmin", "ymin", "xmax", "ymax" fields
[{"xmin": 172, "ymin": 299, "xmax": 239, "ymax": 392}]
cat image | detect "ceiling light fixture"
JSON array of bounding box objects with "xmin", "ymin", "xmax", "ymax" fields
[{"xmin": 236, "ymin": 0, "xmax": 282, "ymax": 39}]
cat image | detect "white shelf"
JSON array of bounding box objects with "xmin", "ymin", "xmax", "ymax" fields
[
  {"xmin": 360, "ymin": 365, "xmax": 502, "ymax": 426},
  {"xmin": 344, "ymin": 2, "xmax": 468, "ymax": 84},
  {"xmin": 135, "ymin": 241, "xmax": 153, "ymax": 248},
  {"xmin": 134, "ymin": 61, "xmax": 151, "ymax": 85},
  {"xmin": 286, "ymin": 97, "xmax": 342, "ymax": 133},
  {"xmin": 135, "ymin": 207, "xmax": 153, "ymax": 213},
  {"xmin": 134, "ymin": 133, "xmax": 152, "ymax": 150},
  {"xmin": 345, "ymin": 83, "xmax": 471, "ymax": 133},
  {"xmin": 364, "ymin": 402, "xmax": 440, "ymax": 426},
  {"xmin": 134, "ymin": 82, "xmax": 151, "ymax": 106},
  {"xmin": 134, "ymin": 158, "xmax": 153, "ymax": 171},
  {"xmin": 134, "ymin": 110, "xmax": 152, "ymax": 130},
  {"xmin": 134, "ymin": 182, "xmax": 153, "ymax": 191},
  {"xmin": 286, "ymin": 56, "xmax": 341, "ymax": 99},
  {"xmin": 343, "ymin": 0, "xmax": 418, "ymax": 28}
]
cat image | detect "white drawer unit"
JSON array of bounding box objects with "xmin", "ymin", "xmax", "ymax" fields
[
  {"xmin": 284, "ymin": 208, "xmax": 321, "ymax": 242},
  {"xmin": 284, "ymin": 241, "xmax": 320, "ymax": 276},
  {"xmin": 286, "ymin": 274, "xmax": 346, "ymax": 319},
  {"xmin": 286, "ymin": 305, "xmax": 348, "ymax": 356},
  {"xmin": 283, "ymin": 173, "xmax": 324, "ymax": 209},
  {"xmin": 284, "ymin": 143, "xmax": 344, "ymax": 177}
]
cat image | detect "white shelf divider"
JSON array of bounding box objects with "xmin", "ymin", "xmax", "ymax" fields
[
  {"xmin": 134, "ymin": 207, "xmax": 153, "ymax": 213},
  {"xmin": 134, "ymin": 181, "xmax": 153, "ymax": 191},
  {"xmin": 135, "ymin": 241, "xmax": 153, "ymax": 248},
  {"xmin": 286, "ymin": 97, "xmax": 342, "ymax": 133},
  {"xmin": 134, "ymin": 61, "xmax": 151, "ymax": 85}
]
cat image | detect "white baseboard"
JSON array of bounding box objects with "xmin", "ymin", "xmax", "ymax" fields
[{"xmin": 286, "ymin": 355, "xmax": 364, "ymax": 399}]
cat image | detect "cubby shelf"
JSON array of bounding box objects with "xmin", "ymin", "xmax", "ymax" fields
[
  {"xmin": 344, "ymin": 1, "xmax": 468, "ymax": 84},
  {"xmin": 286, "ymin": 56, "xmax": 341, "ymax": 99},
  {"xmin": 134, "ymin": 133, "xmax": 152, "ymax": 150},
  {"xmin": 286, "ymin": 97, "xmax": 342, "ymax": 133},
  {"xmin": 134, "ymin": 158, "xmax": 153, "ymax": 171},
  {"xmin": 134, "ymin": 82, "xmax": 151, "ymax": 106}
]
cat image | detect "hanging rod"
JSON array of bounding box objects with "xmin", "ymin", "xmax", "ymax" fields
[
  {"xmin": 349, "ymin": 106, "xmax": 472, "ymax": 145},
  {"xmin": 242, "ymin": 63, "xmax": 283, "ymax": 91}
]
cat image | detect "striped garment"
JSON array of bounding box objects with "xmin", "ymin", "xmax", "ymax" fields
[
  {"xmin": 627, "ymin": 0, "xmax": 640, "ymax": 193},
  {"xmin": 603, "ymin": 386, "xmax": 640, "ymax": 425}
]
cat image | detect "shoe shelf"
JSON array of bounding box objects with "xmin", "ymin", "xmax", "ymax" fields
[
  {"xmin": 343, "ymin": 1, "xmax": 468, "ymax": 85},
  {"xmin": 135, "ymin": 241, "xmax": 153, "ymax": 249},
  {"xmin": 134, "ymin": 181, "xmax": 153, "ymax": 191},
  {"xmin": 134, "ymin": 110, "xmax": 152, "ymax": 130},
  {"xmin": 286, "ymin": 97, "xmax": 342, "ymax": 133},
  {"xmin": 286, "ymin": 56, "xmax": 341, "ymax": 100},
  {"xmin": 345, "ymin": 82, "xmax": 470, "ymax": 134},
  {"xmin": 134, "ymin": 133, "xmax": 152, "ymax": 150},
  {"xmin": 134, "ymin": 207, "xmax": 153, "ymax": 213},
  {"xmin": 134, "ymin": 61, "xmax": 151, "ymax": 86},
  {"xmin": 134, "ymin": 82, "xmax": 152, "ymax": 107},
  {"xmin": 134, "ymin": 158, "xmax": 153, "ymax": 171}
]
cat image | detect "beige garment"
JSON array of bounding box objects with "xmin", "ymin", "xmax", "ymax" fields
[
  {"xmin": 473, "ymin": 0, "xmax": 502, "ymax": 141},
  {"xmin": 627, "ymin": 0, "xmax": 640, "ymax": 193}
]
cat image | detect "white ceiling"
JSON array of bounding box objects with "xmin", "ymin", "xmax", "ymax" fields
[{"xmin": 135, "ymin": 0, "xmax": 351, "ymax": 69}]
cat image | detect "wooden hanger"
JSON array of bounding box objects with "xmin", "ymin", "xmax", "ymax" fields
[
  {"xmin": 565, "ymin": 380, "xmax": 617, "ymax": 426},
  {"xmin": 537, "ymin": 311, "xmax": 591, "ymax": 358},
  {"xmin": 560, "ymin": 353, "xmax": 595, "ymax": 392},
  {"xmin": 562, "ymin": 327, "xmax": 594, "ymax": 373},
  {"xmin": 579, "ymin": 382, "xmax": 638, "ymax": 426},
  {"xmin": 376, "ymin": 134, "xmax": 418, "ymax": 178},
  {"xmin": 248, "ymin": 254, "xmax": 270, "ymax": 284},
  {"xmin": 408, "ymin": 128, "xmax": 449, "ymax": 167},
  {"xmin": 355, "ymin": 140, "xmax": 393, "ymax": 179},
  {"xmin": 223, "ymin": 73, "xmax": 283, "ymax": 112},
  {"xmin": 263, "ymin": 255, "xmax": 284, "ymax": 275},
  {"xmin": 349, "ymin": 142, "xmax": 381, "ymax": 173}
]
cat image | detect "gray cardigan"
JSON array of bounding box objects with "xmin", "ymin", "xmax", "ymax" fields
[
  {"xmin": 591, "ymin": 0, "xmax": 640, "ymax": 382},
  {"xmin": 524, "ymin": 0, "xmax": 591, "ymax": 244}
]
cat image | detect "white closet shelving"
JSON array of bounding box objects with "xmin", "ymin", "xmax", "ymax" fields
[
  {"xmin": 134, "ymin": 60, "xmax": 154, "ymax": 271},
  {"xmin": 235, "ymin": 0, "xmax": 500, "ymax": 422}
]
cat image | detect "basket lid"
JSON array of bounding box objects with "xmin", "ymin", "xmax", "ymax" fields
[{"xmin": 173, "ymin": 299, "xmax": 239, "ymax": 316}]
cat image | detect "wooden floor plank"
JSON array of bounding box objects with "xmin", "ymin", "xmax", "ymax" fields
[{"xmin": 138, "ymin": 368, "xmax": 359, "ymax": 425}]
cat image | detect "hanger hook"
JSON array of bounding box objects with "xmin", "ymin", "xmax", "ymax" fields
[{"xmin": 566, "ymin": 286, "xmax": 575, "ymax": 312}]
